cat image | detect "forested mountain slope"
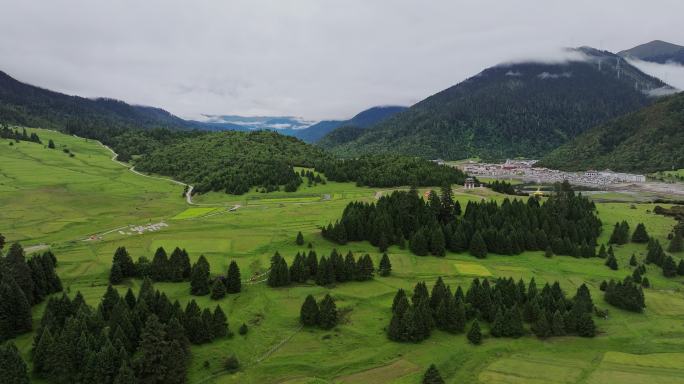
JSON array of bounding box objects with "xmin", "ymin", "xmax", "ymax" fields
[
  {"xmin": 0, "ymin": 70, "xmax": 190, "ymax": 131},
  {"xmin": 323, "ymin": 48, "xmax": 669, "ymax": 160},
  {"xmin": 539, "ymin": 92, "xmax": 684, "ymax": 172},
  {"xmin": 135, "ymin": 130, "xmax": 326, "ymax": 194}
]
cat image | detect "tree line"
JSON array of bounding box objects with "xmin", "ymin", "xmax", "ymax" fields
[
  {"xmin": 30, "ymin": 279, "xmax": 228, "ymax": 384},
  {"xmin": 388, "ymin": 276, "xmax": 597, "ymax": 344},
  {"xmin": 1, "ymin": 243, "xmax": 62, "ymax": 341},
  {"xmin": 487, "ymin": 180, "xmax": 519, "ymax": 195},
  {"xmin": 313, "ymin": 155, "xmax": 467, "ymax": 188},
  {"xmin": 109, "ymin": 246, "xmax": 243, "ymax": 299},
  {"xmin": 0, "ymin": 125, "xmax": 42, "ymax": 144},
  {"xmin": 267, "ymin": 249, "xmax": 391, "ymax": 288},
  {"xmin": 324, "ymin": 181, "xmax": 602, "ymax": 259}
]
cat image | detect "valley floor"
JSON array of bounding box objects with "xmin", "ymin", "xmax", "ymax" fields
[{"xmin": 2, "ymin": 128, "xmax": 684, "ymax": 384}]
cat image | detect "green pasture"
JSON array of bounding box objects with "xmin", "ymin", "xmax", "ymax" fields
[{"xmin": 2, "ymin": 129, "xmax": 684, "ymax": 384}]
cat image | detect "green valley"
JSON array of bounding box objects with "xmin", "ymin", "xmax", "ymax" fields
[{"xmin": 2, "ymin": 128, "xmax": 684, "ymax": 384}]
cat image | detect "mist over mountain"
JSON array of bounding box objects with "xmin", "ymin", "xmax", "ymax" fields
[{"xmin": 322, "ymin": 47, "xmax": 672, "ymax": 160}]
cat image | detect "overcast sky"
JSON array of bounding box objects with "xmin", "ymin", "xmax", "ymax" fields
[{"xmin": 1, "ymin": 0, "xmax": 683, "ymax": 120}]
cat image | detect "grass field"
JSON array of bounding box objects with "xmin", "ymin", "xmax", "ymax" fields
[{"xmin": 2, "ymin": 128, "xmax": 684, "ymax": 384}]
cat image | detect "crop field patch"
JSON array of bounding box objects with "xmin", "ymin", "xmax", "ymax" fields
[
  {"xmin": 171, "ymin": 207, "xmax": 221, "ymax": 220},
  {"xmin": 454, "ymin": 261, "xmax": 492, "ymax": 276},
  {"xmin": 479, "ymin": 356, "xmax": 588, "ymax": 384},
  {"xmin": 586, "ymin": 352, "xmax": 684, "ymax": 384},
  {"xmin": 334, "ymin": 359, "xmax": 420, "ymax": 384}
]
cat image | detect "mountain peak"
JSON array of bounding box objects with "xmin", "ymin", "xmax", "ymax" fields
[{"xmin": 618, "ymin": 40, "xmax": 684, "ymax": 65}]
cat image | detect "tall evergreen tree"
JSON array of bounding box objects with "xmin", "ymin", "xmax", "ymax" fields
[
  {"xmin": 211, "ymin": 305, "xmax": 228, "ymax": 338},
  {"xmin": 210, "ymin": 279, "xmax": 226, "ymax": 300},
  {"xmin": 190, "ymin": 255, "xmax": 211, "ymax": 296},
  {"xmin": 318, "ymin": 294, "xmax": 338, "ymax": 330},
  {"xmin": 662, "ymin": 256, "xmax": 678, "ymax": 277},
  {"xmin": 300, "ymin": 294, "xmax": 320, "ymax": 327},
  {"xmin": 296, "ymin": 231, "xmax": 304, "ymax": 246},
  {"xmin": 150, "ymin": 247, "xmax": 169, "ymax": 281},
  {"xmin": 0, "ymin": 275, "xmax": 33, "ymax": 340},
  {"xmin": 668, "ymin": 231, "xmax": 683, "ymax": 253},
  {"xmin": 631, "ymin": 223, "xmax": 649, "ymax": 243},
  {"xmin": 467, "ymin": 320, "xmax": 482, "ymax": 345},
  {"xmin": 225, "ymin": 261, "xmax": 241, "ymax": 293},
  {"xmin": 0, "ymin": 342, "xmax": 29, "ymax": 384},
  {"xmin": 4, "ymin": 243, "xmax": 35, "ymax": 304},
  {"xmin": 469, "ymin": 231, "xmax": 487, "ymax": 258},
  {"xmin": 378, "ymin": 253, "xmax": 392, "ymax": 276},
  {"xmin": 422, "ymin": 364, "xmax": 445, "ymax": 384}
]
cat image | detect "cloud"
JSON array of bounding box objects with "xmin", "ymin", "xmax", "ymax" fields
[
  {"xmin": 537, "ymin": 72, "xmax": 572, "ymax": 79},
  {"xmin": 0, "ymin": 0, "xmax": 683, "ymax": 120},
  {"xmin": 626, "ymin": 59, "xmax": 684, "ymax": 90}
]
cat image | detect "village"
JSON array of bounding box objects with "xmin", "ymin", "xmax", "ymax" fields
[{"xmin": 456, "ymin": 159, "xmax": 646, "ymax": 187}]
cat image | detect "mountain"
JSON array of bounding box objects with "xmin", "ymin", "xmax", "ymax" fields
[
  {"xmin": 0, "ymin": 70, "xmax": 193, "ymax": 131},
  {"xmin": 618, "ymin": 40, "xmax": 684, "ymax": 65},
  {"xmin": 539, "ymin": 91, "xmax": 684, "ymax": 173},
  {"xmin": 322, "ymin": 47, "xmax": 671, "ymax": 160},
  {"xmin": 297, "ymin": 105, "xmax": 407, "ymax": 143}
]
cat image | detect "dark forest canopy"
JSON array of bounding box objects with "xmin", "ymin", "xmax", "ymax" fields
[
  {"xmin": 135, "ymin": 130, "xmax": 326, "ymax": 195},
  {"xmin": 324, "ymin": 181, "xmax": 602, "ymax": 258},
  {"xmin": 314, "ymin": 155, "xmax": 467, "ymax": 188}
]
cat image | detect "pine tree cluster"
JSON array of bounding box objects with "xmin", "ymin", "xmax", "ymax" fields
[
  {"xmin": 0, "ymin": 342, "xmax": 29, "ymax": 384},
  {"xmin": 109, "ymin": 246, "xmax": 192, "ymax": 284},
  {"xmin": 324, "ymin": 182, "xmax": 601, "ymax": 258},
  {"xmin": 299, "ymin": 294, "xmax": 338, "ymax": 330},
  {"xmin": 299, "ymin": 169, "xmax": 326, "ymax": 187},
  {"xmin": 1, "ymin": 243, "xmax": 62, "ymax": 341},
  {"xmin": 645, "ymin": 238, "xmax": 683, "ymax": 278},
  {"xmin": 210, "ymin": 260, "xmax": 242, "ymax": 299},
  {"xmin": 608, "ymin": 221, "xmax": 630, "ymax": 245},
  {"xmin": 387, "ymin": 276, "xmax": 598, "ymax": 343},
  {"xmin": 31, "ymin": 278, "xmax": 228, "ymax": 384},
  {"xmin": 604, "ymin": 276, "xmax": 646, "ymax": 312},
  {"xmin": 268, "ymin": 249, "xmax": 380, "ymax": 287},
  {"xmin": 0, "ymin": 126, "xmax": 42, "ymax": 144}
]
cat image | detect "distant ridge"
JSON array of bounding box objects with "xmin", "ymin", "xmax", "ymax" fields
[
  {"xmin": 618, "ymin": 40, "xmax": 684, "ymax": 65},
  {"xmin": 322, "ymin": 47, "xmax": 671, "ymax": 160}
]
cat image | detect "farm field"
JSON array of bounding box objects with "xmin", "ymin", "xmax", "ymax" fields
[{"xmin": 2, "ymin": 128, "xmax": 684, "ymax": 384}]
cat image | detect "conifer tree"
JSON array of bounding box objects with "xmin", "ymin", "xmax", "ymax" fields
[
  {"xmin": 109, "ymin": 263, "xmax": 124, "ymax": 284},
  {"xmin": 318, "ymin": 294, "xmax": 338, "ymax": 330},
  {"xmin": 533, "ymin": 313, "xmax": 551, "ymax": 338},
  {"xmin": 0, "ymin": 275, "xmax": 33, "ymax": 340},
  {"xmin": 544, "ymin": 246, "xmax": 553, "ymax": 258},
  {"xmin": 378, "ymin": 253, "xmax": 392, "ymax": 276},
  {"xmin": 678, "ymin": 259, "xmax": 684, "ymax": 276},
  {"xmin": 210, "ymin": 279, "xmax": 226, "ymax": 300},
  {"xmin": 668, "ymin": 231, "xmax": 683, "ymax": 253},
  {"xmin": 641, "ymin": 277, "xmax": 650, "ymax": 288},
  {"xmin": 0, "ymin": 342, "xmax": 29, "ymax": 384},
  {"xmin": 211, "ymin": 305, "xmax": 228, "ymax": 338},
  {"xmin": 151, "ymin": 247, "xmax": 169, "ymax": 281},
  {"xmin": 629, "ymin": 254, "xmax": 638, "ymax": 266},
  {"xmin": 225, "ymin": 261, "xmax": 242, "ymax": 293},
  {"xmin": 343, "ymin": 252, "xmax": 356, "ymax": 281},
  {"xmin": 190, "ymin": 255, "xmax": 211, "ymax": 296},
  {"xmin": 356, "ymin": 254, "xmax": 375, "ymax": 281},
  {"xmin": 467, "ymin": 320, "xmax": 482, "ymax": 345},
  {"xmin": 469, "ymin": 231, "xmax": 487, "ymax": 259},
  {"xmin": 315, "ymin": 256, "xmax": 334, "ymax": 286},
  {"xmin": 430, "ymin": 226, "xmax": 446, "ymax": 256},
  {"xmin": 662, "ymin": 256, "xmax": 678, "ymax": 277},
  {"xmin": 422, "ymin": 364, "xmax": 445, "ymax": 384},
  {"xmin": 577, "ymin": 312, "xmax": 596, "ymax": 337},
  {"xmin": 296, "ymin": 231, "xmax": 304, "ymax": 246},
  {"xmin": 4, "ymin": 243, "xmax": 35, "ymax": 305},
  {"xmin": 239, "ymin": 323, "xmax": 248, "ymax": 335},
  {"xmin": 606, "ymin": 255, "xmax": 618, "ymax": 270},
  {"xmin": 113, "ymin": 360, "xmax": 136, "ymax": 384},
  {"xmin": 631, "ymin": 223, "xmax": 649, "ymax": 243},
  {"xmin": 597, "ymin": 244, "xmax": 607, "ymax": 259},
  {"xmin": 410, "ymin": 228, "xmax": 429, "ymax": 256},
  {"xmin": 551, "ymin": 310, "xmax": 566, "ymax": 336},
  {"xmin": 306, "ymin": 251, "xmax": 318, "ymax": 277},
  {"xmin": 300, "ymin": 294, "xmax": 320, "ymax": 327}
]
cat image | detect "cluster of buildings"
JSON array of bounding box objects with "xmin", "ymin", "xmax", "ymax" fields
[{"xmin": 460, "ymin": 160, "xmax": 646, "ymax": 187}]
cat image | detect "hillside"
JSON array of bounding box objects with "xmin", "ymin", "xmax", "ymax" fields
[
  {"xmin": 298, "ymin": 105, "xmax": 406, "ymax": 143},
  {"xmin": 135, "ymin": 130, "xmax": 327, "ymax": 194},
  {"xmin": 0, "ymin": 70, "xmax": 191, "ymax": 131},
  {"xmin": 323, "ymin": 48, "xmax": 670, "ymax": 160},
  {"xmin": 539, "ymin": 91, "xmax": 684, "ymax": 172},
  {"xmin": 619, "ymin": 40, "xmax": 684, "ymax": 65}
]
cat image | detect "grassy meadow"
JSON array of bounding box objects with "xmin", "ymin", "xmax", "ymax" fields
[{"xmin": 2, "ymin": 128, "xmax": 684, "ymax": 384}]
